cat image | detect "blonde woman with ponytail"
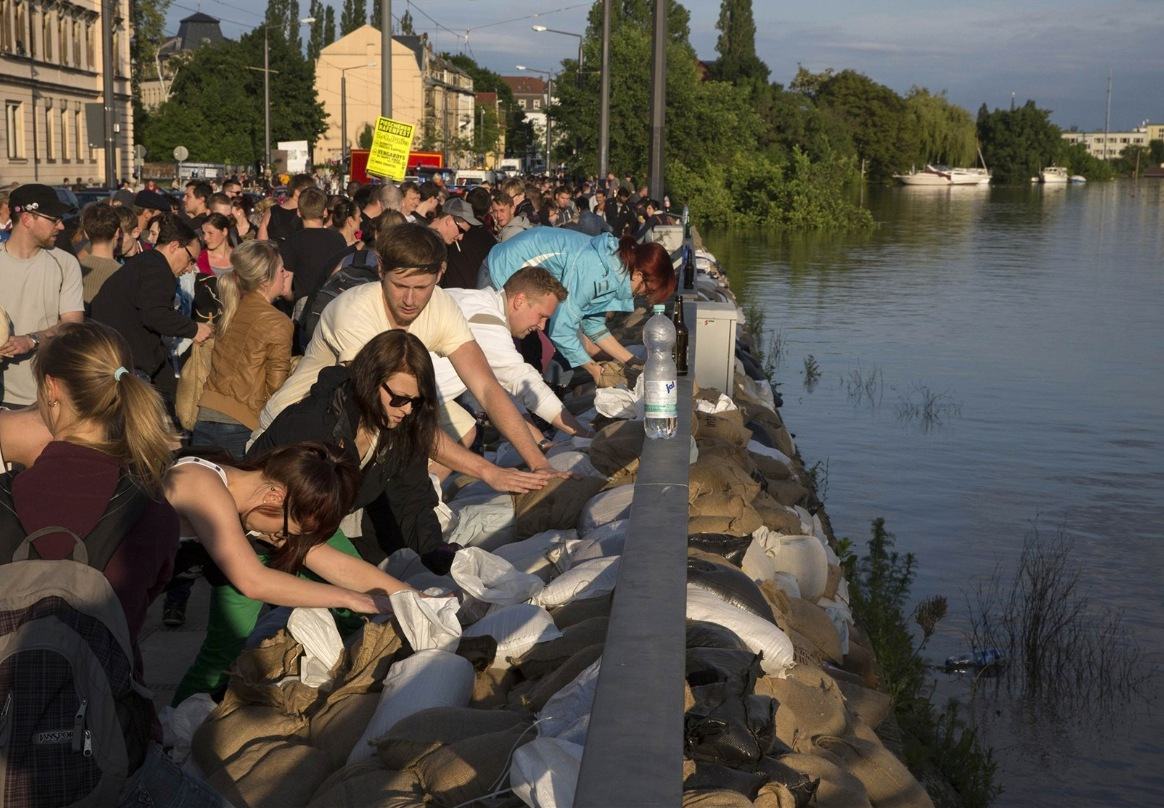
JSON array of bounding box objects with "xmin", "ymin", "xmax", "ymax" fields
[{"xmin": 193, "ymin": 239, "xmax": 292, "ymax": 458}]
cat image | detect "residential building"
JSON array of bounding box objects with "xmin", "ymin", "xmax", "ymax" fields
[
  {"xmin": 313, "ymin": 26, "xmax": 474, "ymax": 168},
  {"xmin": 1062, "ymin": 125, "xmax": 1154, "ymax": 160},
  {"xmin": 138, "ymin": 12, "xmax": 226, "ymax": 112},
  {"xmin": 502, "ymin": 75, "xmax": 555, "ymax": 170},
  {"xmin": 0, "ymin": 0, "xmax": 133, "ymax": 185}
]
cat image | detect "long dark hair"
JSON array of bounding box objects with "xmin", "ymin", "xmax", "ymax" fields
[
  {"xmin": 348, "ymin": 330, "xmax": 438, "ymax": 474},
  {"xmin": 231, "ymin": 441, "xmax": 360, "ymax": 572}
]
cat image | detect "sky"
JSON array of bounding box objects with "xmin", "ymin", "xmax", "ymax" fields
[{"xmin": 166, "ymin": 0, "xmax": 1164, "ymax": 131}]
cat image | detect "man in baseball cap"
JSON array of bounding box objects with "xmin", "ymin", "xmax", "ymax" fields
[{"xmin": 0, "ymin": 184, "xmax": 84, "ymax": 406}]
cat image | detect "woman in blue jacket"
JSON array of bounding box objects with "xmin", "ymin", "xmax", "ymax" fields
[{"xmin": 482, "ymin": 228, "xmax": 676, "ymax": 384}]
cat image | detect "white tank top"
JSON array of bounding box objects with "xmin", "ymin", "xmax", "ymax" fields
[{"xmin": 172, "ymin": 456, "xmax": 230, "ymax": 542}]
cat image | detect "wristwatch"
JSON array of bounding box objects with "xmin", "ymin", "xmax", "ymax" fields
[{"xmin": 27, "ymin": 333, "xmax": 40, "ymax": 351}]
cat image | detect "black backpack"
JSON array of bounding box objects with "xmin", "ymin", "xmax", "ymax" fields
[
  {"xmin": 298, "ymin": 249, "xmax": 381, "ymax": 352},
  {"xmin": 0, "ymin": 472, "xmax": 155, "ymax": 807}
]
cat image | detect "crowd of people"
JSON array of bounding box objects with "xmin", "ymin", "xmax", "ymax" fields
[{"xmin": 0, "ymin": 170, "xmax": 677, "ymax": 805}]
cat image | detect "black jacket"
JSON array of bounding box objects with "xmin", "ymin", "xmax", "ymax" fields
[
  {"xmin": 90, "ymin": 249, "xmax": 197, "ymax": 378},
  {"xmin": 246, "ymin": 366, "xmax": 442, "ymax": 556},
  {"xmin": 441, "ymin": 225, "xmax": 496, "ymax": 290}
]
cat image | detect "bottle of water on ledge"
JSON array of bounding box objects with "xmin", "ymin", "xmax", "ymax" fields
[{"xmin": 644, "ymin": 304, "xmax": 678, "ymax": 439}]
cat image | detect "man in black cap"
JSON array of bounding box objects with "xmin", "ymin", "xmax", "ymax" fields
[
  {"xmin": 132, "ymin": 189, "xmax": 172, "ymax": 249},
  {"xmin": 0, "ymin": 184, "xmax": 85, "ymax": 407}
]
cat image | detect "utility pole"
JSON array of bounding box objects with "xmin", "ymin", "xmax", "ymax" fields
[
  {"xmin": 101, "ymin": 0, "xmax": 117, "ymax": 187},
  {"xmin": 598, "ymin": 0, "xmax": 611, "ymax": 179},
  {"xmin": 1103, "ymin": 67, "xmax": 1112, "ymax": 161},
  {"xmin": 381, "ymin": 0, "xmax": 392, "ymax": 116},
  {"xmin": 647, "ymin": 0, "xmax": 666, "ymax": 199},
  {"xmin": 264, "ymin": 28, "xmax": 271, "ymax": 173}
]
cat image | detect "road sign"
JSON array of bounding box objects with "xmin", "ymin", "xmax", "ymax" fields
[
  {"xmin": 135, "ymin": 144, "xmax": 147, "ymax": 160},
  {"xmin": 173, "ymin": 146, "xmax": 189, "ymax": 162},
  {"xmin": 366, "ymin": 117, "xmax": 415, "ymax": 181}
]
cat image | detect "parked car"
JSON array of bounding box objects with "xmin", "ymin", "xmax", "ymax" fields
[{"xmin": 74, "ymin": 187, "xmax": 112, "ymax": 207}]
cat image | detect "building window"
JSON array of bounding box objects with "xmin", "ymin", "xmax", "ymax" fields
[
  {"xmin": 5, "ymin": 101, "xmax": 24, "ymax": 159},
  {"xmin": 74, "ymin": 110, "xmax": 83, "ymax": 160},
  {"xmin": 533, "ymin": 98, "xmax": 541, "ymax": 109},
  {"xmin": 518, "ymin": 99, "xmax": 526, "ymax": 109},
  {"xmin": 45, "ymin": 104, "xmax": 55, "ymax": 159}
]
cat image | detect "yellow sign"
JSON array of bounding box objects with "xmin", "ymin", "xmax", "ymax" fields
[{"xmin": 366, "ymin": 117, "xmax": 415, "ymax": 181}]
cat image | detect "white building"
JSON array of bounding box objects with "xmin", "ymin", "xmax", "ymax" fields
[{"xmin": 1061, "ymin": 124, "xmax": 1158, "ymax": 160}]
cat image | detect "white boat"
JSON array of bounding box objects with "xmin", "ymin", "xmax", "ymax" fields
[
  {"xmin": 1039, "ymin": 166, "xmax": 1069, "ymax": 184},
  {"xmin": 894, "ymin": 164, "xmax": 991, "ymax": 186},
  {"xmin": 1069, "ymin": 175, "xmax": 1087, "ymax": 184}
]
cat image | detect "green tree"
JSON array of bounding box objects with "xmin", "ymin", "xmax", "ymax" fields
[
  {"xmin": 264, "ymin": 0, "xmax": 303, "ymax": 52},
  {"xmin": 357, "ymin": 122, "xmax": 374, "ymax": 149},
  {"xmin": 399, "ymin": 9, "xmax": 415, "ymax": 35},
  {"xmin": 810, "ymin": 69, "xmax": 916, "ymax": 182},
  {"xmin": 130, "ymin": 0, "xmax": 173, "ymax": 89},
  {"xmin": 370, "ymin": 0, "xmax": 382, "ymax": 29},
  {"xmin": 1059, "ymin": 142, "xmax": 1114, "ymax": 181},
  {"xmin": 307, "ymin": 0, "xmax": 325, "ymax": 61},
  {"xmin": 1149, "ymin": 139, "xmax": 1164, "ymax": 166},
  {"xmin": 904, "ymin": 87, "xmax": 977, "ymax": 168},
  {"xmin": 977, "ymin": 100, "xmax": 1062, "ymax": 184},
  {"xmin": 323, "ymin": 5, "xmax": 336, "ymax": 44},
  {"xmin": 710, "ymin": 0, "xmax": 768, "ymax": 88},
  {"xmin": 441, "ymin": 53, "xmax": 533, "ymax": 159},
  {"xmin": 340, "ymin": 0, "xmax": 366, "ymax": 35}
]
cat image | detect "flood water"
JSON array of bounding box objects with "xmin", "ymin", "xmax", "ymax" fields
[{"xmin": 704, "ymin": 181, "xmax": 1164, "ymax": 807}]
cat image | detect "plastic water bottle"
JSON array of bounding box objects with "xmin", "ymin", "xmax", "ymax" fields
[
  {"xmin": 944, "ymin": 648, "xmax": 1005, "ymax": 671},
  {"xmin": 643, "ymin": 304, "xmax": 678, "ymax": 439}
]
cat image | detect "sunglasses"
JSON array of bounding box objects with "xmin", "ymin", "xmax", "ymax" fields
[
  {"xmin": 382, "ymin": 383, "xmax": 424, "ymax": 409},
  {"xmin": 28, "ymin": 210, "xmax": 63, "ymax": 227}
]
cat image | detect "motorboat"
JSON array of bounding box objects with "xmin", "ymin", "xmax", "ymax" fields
[
  {"xmin": 894, "ymin": 165, "xmax": 991, "ymax": 186},
  {"xmin": 1039, "ymin": 166, "xmax": 1069, "ymax": 184},
  {"xmin": 1069, "ymin": 175, "xmax": 1087, "ymax": 184}
]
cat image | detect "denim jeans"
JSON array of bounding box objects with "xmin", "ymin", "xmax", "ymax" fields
[
  {"xmin": 191, "ymin": 419, "xmax": 252, "ymax": 461},
  {"xmin": 118, "ymin": 744, "xmax": 237, "ymax": 808}
]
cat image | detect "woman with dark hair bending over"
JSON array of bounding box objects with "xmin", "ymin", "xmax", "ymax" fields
[
  {"xmin": 248, "ymin": 329, "xmax": 448, "ymax": 568},
  {"xmin": 166, "ymin": 440, "xmax": 413, "ymax": 704}
]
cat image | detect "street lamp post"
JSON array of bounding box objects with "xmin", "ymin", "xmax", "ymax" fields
[
  {"xmin": 249, "ymin": 17, "xmax": 315, "ymax": 177},
  {"xmin": 531, "ymin": 24, "xmax": 582, "ymax": 86},
  {"xmin": 336, "ymin": 61, "xmax": 376, "ymax": 168},
  {"xmin": 599, "ymin": 0, "xmax": 611, "ymax": 179},
  {"xmin": 516, "ymin": 65, "xmax": 554, "ymax": 175}
]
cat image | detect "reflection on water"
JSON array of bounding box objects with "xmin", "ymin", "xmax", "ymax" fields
[{"xmin": 705, "ymin": 181, "xmax": 1164, "ymax": 807}]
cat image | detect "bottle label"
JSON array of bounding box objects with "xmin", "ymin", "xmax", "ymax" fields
[{"xmin": 644, "ymin": 380, "xmax": 678, "ymax": 417}]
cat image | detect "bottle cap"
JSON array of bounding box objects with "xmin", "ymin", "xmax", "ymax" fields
[{"xmin": 653, "ymin": 304, "xmax": 665, "ymax": 314}]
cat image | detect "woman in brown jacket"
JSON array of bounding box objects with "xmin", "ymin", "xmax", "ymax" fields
[{"xmin": 192, "ymin": 240, "xmax": 292, "ymax": 458}]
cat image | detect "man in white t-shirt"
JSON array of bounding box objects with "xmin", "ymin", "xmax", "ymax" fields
[
  {"xmin": 258, "ymin": 223, "xmax": 562, "ymax": 491},
  {"xmin": 0, "ymin": 185, "xmax": 85, "ymax": 407},
  {"xmin": 433, "ymin": 266, "xmax": 592, "ymax": 445}
]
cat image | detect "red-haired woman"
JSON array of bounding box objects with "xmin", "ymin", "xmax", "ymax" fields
[{"xmin": 481, "ymin": 228, "xmax": 676, "ymax": 384}]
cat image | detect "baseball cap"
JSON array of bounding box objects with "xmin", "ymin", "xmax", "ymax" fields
[
  {"xmin": 133, "ymin": 189, "xmax": 172, "ymax": 212},
  {"xmin": 441, "ymin": 197, "xmax": 481, "ymax": 227},
  {"xmin": 9, "ymin": 184, "xmax": 71, "ymax": 219},
  {"xmin": 111, "ymin": 189, "xmax": 136, "ymax": 206}
]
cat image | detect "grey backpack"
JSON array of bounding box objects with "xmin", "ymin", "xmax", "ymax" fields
[{"xmin": 0, "ymin": 473, "xmax": 154, "ymax": 807}]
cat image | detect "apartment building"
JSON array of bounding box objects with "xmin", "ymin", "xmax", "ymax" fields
[
  {"xmin": 1062, "ymin": 125, "xmax": 1157, "ymax": 160},
  {"xmin": 0, "ymin": 0, "xmax": 133, "ymax": 185}
]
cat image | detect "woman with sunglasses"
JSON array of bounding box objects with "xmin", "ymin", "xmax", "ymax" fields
[
  {"xmin": 248, "ymin": 329, "xmax": 449, "ymax": 569},
  {"xmin": 166, "ymin": 439, "xmax": 415, "ymax": 705}
]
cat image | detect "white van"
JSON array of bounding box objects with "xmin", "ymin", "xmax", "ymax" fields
[{"xmin": 453, "ymin": 169, "xmax": 496, "ymax": 187}]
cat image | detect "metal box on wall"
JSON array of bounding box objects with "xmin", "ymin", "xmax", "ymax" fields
[{"xmin": 683, "ymin": 299, "xmax": 738, "ymax": 396}]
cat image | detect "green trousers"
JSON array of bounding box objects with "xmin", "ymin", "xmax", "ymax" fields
[{"xmin": 171, "ymin": 531, "xmax": 364, "ymax": 706}]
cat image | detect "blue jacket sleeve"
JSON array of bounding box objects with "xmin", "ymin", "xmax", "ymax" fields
[{"xmin": 547, "ymin": 297, "xmax": 592, "ymax": 368}]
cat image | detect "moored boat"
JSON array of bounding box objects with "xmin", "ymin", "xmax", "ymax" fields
[
  {"xmin": 895, "ymin": 164, "xmax": 991, "ymax": 186},
  {"xmin": 1039, "ymin": 166, "xmax": 1069, "ymax": 184}
]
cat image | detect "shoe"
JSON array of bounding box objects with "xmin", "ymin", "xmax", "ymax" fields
[{"xmin": 163, "ymin": 602, "xmax": 186, "ymax": 628}]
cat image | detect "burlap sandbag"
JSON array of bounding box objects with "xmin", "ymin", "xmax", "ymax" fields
[
  {"xmin": 472, "ymin": 667, "xmax": 520, "ymax": 709},
  {"xmin": 739, "ymin": 405, "xmax": 796, "ymax": 459},
  {"xmin": 696, "ymin": 438, "xmax": 758, "ymax": 477},
  {"xmin": 411, "ymin": 724, "xmax": 533, "ymax": 807},
  {"xmin": 749, "ymin": 451, "xmax": 792, "ymax": 482},
  {"xmin": 308, "ymin": 761, "xmax": 425, "ymax": 808},
  {"xmin": 837, "ymin": 681, "xmax": 893, "ymax": 729},
  {"xmin": 204, "ymin": 739, "xmax": 334, "ymax": 808},
  {"xmin": 226, "ymin": 628, "xmax": 325, "ymax": 716},
  {"xmin": 778, "ymin": 752, "xmax": 872, "ymax": 808},
  {"xmin": 327, "ymin": 620, "xmax": 408, "ymax": 701},
  {"xmin": 689, "ymin": 456, "xmax": 761, "ymax": 503},
  {"xmin": 843, "ymin": 640, "xmax": 881, "ymax": 689},
  {"xmin": 689, "ymin": 496, "xmax": 764, "ymax": 537},
  {"xmin": 514, "ymin": 475, "xmax": 608, "ymax": 539},
  {"xmin": 815, "ymin": 721, "xmax": 934, "ymax": 808},
  {"xmin": 752, "ymin": 783, "xmax": 799, "ymax": 808},
  {"xmin": 596, "ymin": 360, "xmax": 631, "ymax": 388},
  {"xmin": 510, "ymin": 643, "xmax": 604, "ymax": 713},
  {"xmin": 192, "ymin": 702, "xmax": 311, "ymax": 775},
  {"xmin": 780, "ymin": 598, "xmax": 843, "ymax": 664},
  {"xmin": 752, "ymin": 494, "xmax": 804, "ymax": 535},
  {"xmin": 589, "ymin": 420, "xmax": 645, "ymax": 483},
  {"xmin": 508, "ymin": 616, "xmax": 609, "ymax": 678},
  {"xmin": 549, "ymin": 593, "xmax": 613, "ymax": 629},
  {"xmin": 682, "ymin": 789, "xmax": 753, "ymax": 807},
  {"xmin": 693, "ymin": 408, "xmax": 753, "ymax": 448},
  {"xmin": 765, "ymin": 478, "xmax": 809, "ymax": 508},
  {"xmin": 310, "ymin": 692, "xmax": 381, "ymax": 771},
  {"xmin": 753, "ymin": 664, "xmax": 853, "ymax": 746},
  {"xmin": 376, "ymin": 707, "xmax": 530, "ymax": 770}
]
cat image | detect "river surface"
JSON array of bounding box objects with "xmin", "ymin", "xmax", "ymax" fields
[{"xmin": 704, "ymin": 180, "xmax": 1164, "ymax": 807}]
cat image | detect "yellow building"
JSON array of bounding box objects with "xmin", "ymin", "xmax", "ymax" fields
[
  {"xmin": 314, "ymin": 26, "xmax": 474, "ymax": 167},
  {"xmin": 0, "ymin": 0, "xmax": 133, "ymax": 185}
]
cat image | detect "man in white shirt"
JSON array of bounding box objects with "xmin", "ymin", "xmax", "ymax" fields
[
  {"xmin": 434, "ymin": 266, "xmax": 592, "ymax": 447},
  {"xmin": 258, "ymin": 223, "xmax": 562, "ymax": 491},
  {"xmin": 0, "ymin": 185, "xmax": 85, "ymax": 407}
]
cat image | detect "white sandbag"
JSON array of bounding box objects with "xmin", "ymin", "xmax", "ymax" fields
[
  {"xmin": 388, "ymin": 590, "xmax": 462, "ymax": 652},
  {"xmin": 817, "ymin": 596, "xmax": 853, "ymax": 655},
  {"xmin": 545, "ymin": 449, "xmax": 601, "ymax": 479},
  {"xmin": 511, "ymin": 737, "xmax": 584, "ymax": 808},
  {"xmin": 686, "ymin": 584, "xmax": 794, "ymax": 677},
  {"xmin": 446, "ymin": 491, "xmax": 515, "ymax": 550},
  {"xmin": 450, "ymin": 546, "xmax": 544, "ymax": 605},
  {"xmin": 793, "ymin": 506, "xmax": 815, "ymax": 535},
  {"xmin": 750, "ymin": 528, "xmax": 829, "ymax": 601},
  {"xmin": 491, "ymin": 529, "xmax": 575, "ymax": 581},
  {"xmin": 383, "ymin": 547, "xmax": 459, "ymax": 592},
  {"xmin": 492, "ymin": 441, "xmax": 525, "ymax": 468},
  {"xmin": 740, "ymin": 537, "xmax": 778, "ymax": 585},
  {"xmin": 287, "ymin": 607, "xmax": 343, "ymax": 687},
  {"xmin": 695, "ymin": 393, "xmax": 737, "ymax": 414},
  {"xmin": 577, "ymin": 485, "xmax": 635, "ymax": 536},
  {"xmin": 565, "ymin": 520, "xmax": 627, "ymax": 566},
  {"xmin": 771, "ymin": 572, "xmax": 802, "ymax": 600},
  {"xmin": 738, "ymin": 374, "xmax": 776, "ymax": 411},
  {"xmin": 748, "ymin": 440, "xmax": 793, "ymax": 469},
  {"xmin": 462, "ymin": 603, "xmax": 562, "ymax": 668},
  {"xmin": 537, "ymin": 658, "xmax": 601, "ymax": 745},
  {"xmin": 594, "ymin": 386, "xmax": 640, "ymax": 420},
  {"xmin": 347, "ymin": 650, "xmax": 474, "ymax": 764},
  {"xmin": 160, "ymin": 694, "xmax": 217, "ymax": 765},
  {"xmin": 534, "ymin": 557, "xmax": 621, "ymax": 609}
]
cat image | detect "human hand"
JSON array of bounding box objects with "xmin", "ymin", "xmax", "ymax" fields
[
  {"xmin": 0, "ymin": 335, "xmax": 36, "ymax": 358},
  {"xmin": 193, "ymin": 322, "xmax": 214, "ymax": 344},
  {"xmin": 481, "ymin": 464, "xmax": 559, "ymax": 493}
]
